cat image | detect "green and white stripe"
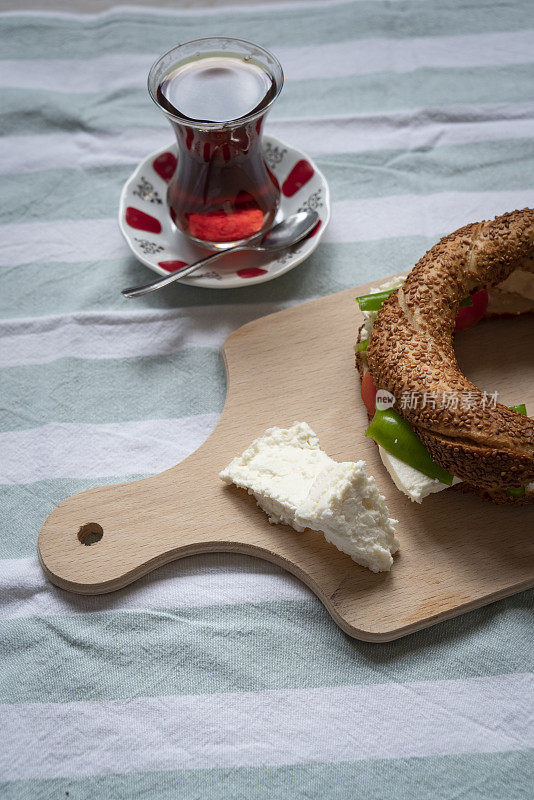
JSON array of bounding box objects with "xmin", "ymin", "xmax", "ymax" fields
[
  {"xmin": 0, "ymin": 304, "xmax": 297, "ymax": 366},
  {"xmin": 1, "ymin": 674, "xmax": 532, "ymax": 779},
  {"xmin": 1, "ymin": 1, "xmax": 533, "ymax": 796},
  {"xmin": 2, "ymin": 103, "xmax": 534, "ymax": 175},
  {"xmin": 1, "ymin": 29, "xmax": 533, "ymax": 92},
  {"xmin": 0, "ymin": 751, "xmax": 532, "ymax": 800},
  {"xmin": 0, "ymin": 414, "xmax": 220, "ymax": 481},
  {"xmin": 3, "ymin": 65, "xmax": 533, "ymax": 133}
]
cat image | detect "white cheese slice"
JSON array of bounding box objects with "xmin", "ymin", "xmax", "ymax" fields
[
  {"xmin": 378, "ymin": 446, "xmax": 461, "ymax": 503},
  {"xmin": 219, "ymin": 421, "xmax": 399, "ymax": 572}
]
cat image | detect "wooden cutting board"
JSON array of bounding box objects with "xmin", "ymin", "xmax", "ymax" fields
[{"xmin": 38, "ymin": 277, "xmax": 534, "ymax": 641}]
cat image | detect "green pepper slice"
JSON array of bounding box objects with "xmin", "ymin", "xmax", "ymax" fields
[
  {"xmin": 356, "ymin": 338, "xmax": 368, "ymax": 352},
  {"xmin": 458, "ymin": 295, "xmax": 473, "ymax": 307},
  {"xmin": 365, "ymin": 409, "xmax": 454, "ymax": 485},
  {"xmin": 509, "ymin": 403, "xmax": 527, "ymax": 416},
  {"xmin": 364, "ymin": 389, "xmax": 527, "ymax": 495},
  {"xmin": 357, "ymin": 289, "xmax": 473, "ymax": 312},
  {"xmin": 506, "ymin": 486, "xmax": 526, "ymax": 498},
  {"xmin": 355, "ymin": 289, "xmax": 395, "ymax": 311}
]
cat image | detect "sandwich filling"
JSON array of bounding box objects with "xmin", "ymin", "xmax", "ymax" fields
[{"xmin": 356, "ymin": 269, "xmax": 534, "ymax": 503}]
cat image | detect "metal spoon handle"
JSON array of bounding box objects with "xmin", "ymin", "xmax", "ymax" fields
[{"xmin": 122, "ymin": 243, "xmax": 245, "ymax": 298}]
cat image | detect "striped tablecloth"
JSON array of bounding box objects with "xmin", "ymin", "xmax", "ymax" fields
[{"xmin": 1, "ymin": 2, "xmax": 533, "ymax": 797}]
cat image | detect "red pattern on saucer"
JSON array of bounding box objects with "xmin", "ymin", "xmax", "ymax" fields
[
  {"xmin": 282, "ymin": 160, "xmax": 314, "ymax": 197},
  {"xmin": 237, "ymin": 267, "xmax": 268, "ymax": 279},
  {"xmin": 125, "ymin": 207, "xmax": 162, "ymax": 234},
  {"xmin": 158, "ymin": 260, "xmax": 188, "ymax": 272}
]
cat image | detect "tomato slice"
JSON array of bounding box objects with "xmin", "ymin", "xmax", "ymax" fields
[
  {"xmin": 361, "ymin": 370, "xmax": 378, "ymax": 416},
  {"xmin": 454, "ymin": 289, "xmax": 489, "ymax": 332}
]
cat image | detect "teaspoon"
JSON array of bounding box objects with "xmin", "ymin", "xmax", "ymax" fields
[{"xmin": 122, "ymin": 210, "xmax": 319, "ymax": 298}]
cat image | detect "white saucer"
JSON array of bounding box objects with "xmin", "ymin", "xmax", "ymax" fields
[{"xmin": 119, "ymin": 134, "xmax": 330, "ymax": 289}]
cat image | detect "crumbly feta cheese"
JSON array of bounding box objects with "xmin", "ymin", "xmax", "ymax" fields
[
  {"xmin": 219, "ymin": 422, "xmax": 399, "ymax": 572},
  {"xmin": 296, "ymin": 461, "xmax": 399, "ymax": 572},
  {"xmin": 219, "ymin": 422, "xmax": 331, "ymax": 531}
]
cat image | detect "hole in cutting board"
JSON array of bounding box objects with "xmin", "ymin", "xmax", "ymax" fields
[{"xmin": 78, "ymin": 522, "xmax": 103, "ymax": 546}]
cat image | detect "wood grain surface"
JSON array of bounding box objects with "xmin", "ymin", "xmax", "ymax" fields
[{"xmin": 38, "ymin": 277, "xmax": 534, "ymax": 641}]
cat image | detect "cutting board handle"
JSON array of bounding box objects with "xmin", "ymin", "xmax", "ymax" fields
[{"xmin": 38, "ymin": 470, "xmax": 197, "ymax": 593}]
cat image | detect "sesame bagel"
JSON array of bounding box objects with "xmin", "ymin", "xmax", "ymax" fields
[{"xmin": 366, "ymin": 209, "xmax": 534, "ymax": 502}]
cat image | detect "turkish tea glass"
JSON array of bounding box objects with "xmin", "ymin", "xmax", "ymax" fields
[{"xmin": 148, "ymin": 37, "xmax": 284, "ymax": 249}]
